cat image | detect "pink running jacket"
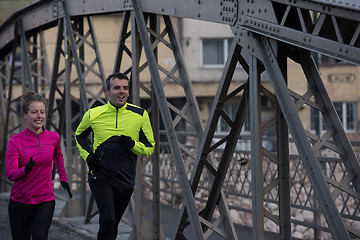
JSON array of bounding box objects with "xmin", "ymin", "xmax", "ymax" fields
[{"xmin": 6, "ymin": 128, "xmax": 68, "ymax": 204}]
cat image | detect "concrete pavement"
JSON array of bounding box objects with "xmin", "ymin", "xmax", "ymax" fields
[
  {"xmin": 53, "ymin": 192, "xmax": 133, "ymax": 240},
  {"xmin": 1, "ymin": 191, "xmax": 284, "ymax": 240},
  {"xmin": 0, "ymin": 191, "xmax": 132, "ymax": 240}
]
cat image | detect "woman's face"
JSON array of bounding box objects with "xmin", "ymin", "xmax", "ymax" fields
[{"xmin": 23, "ymin": 101, "xmax": 46, "ymax": 134}]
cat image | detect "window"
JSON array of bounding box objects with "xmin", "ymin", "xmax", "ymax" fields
[
  {"xmin": 215, "ymin": 104, "xmax": 250, "ymax": 134},
  {"xmin": 212, "ymin": 103, "xmax": 281, "ymax": 151},
  {"xmin": 212, "ymin": 103, "xmax": 250, "ymax": 150},
  {"xmin": 202, "ymin": 38, "xmax": 232, "ymax": 66},
  {"xmin": 334, "ymin": 102, "xmax": 357, "ymax": 132},
  {"xmin": 311, "ymin": 102, "xmax": 357, "ymax": 133},
  {"xmin": 8, "ymin": 53, "xmax": 22, "ymax": 84}
]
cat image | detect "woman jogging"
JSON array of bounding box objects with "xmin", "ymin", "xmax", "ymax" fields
[{"xmin": 5, "ymin": 90, "xmax": 72, "ymax": 240}]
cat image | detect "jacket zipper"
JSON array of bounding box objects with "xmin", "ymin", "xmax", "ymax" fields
[
  {"xmin": 116, "ymin": 107, "xmax": 118, "ymax": 128},
  {"xmin": 37, "ymin": 134, "xmax": 41, "ymax": 151}
]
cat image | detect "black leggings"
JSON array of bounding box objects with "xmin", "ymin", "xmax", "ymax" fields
[
  {"xmin": 8, "ymin": 199, "xmax": 55, "ymax": 240},
  {"xmin": 89, "ymin": 178, "xmax": 133, "ymax": 240}
]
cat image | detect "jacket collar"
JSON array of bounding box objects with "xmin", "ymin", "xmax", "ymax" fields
[
  {"xmin": 25, "ymin": 127, "xmax": 46, "ymax": 136},
  {"xmin": 107, "ymin": 101, "xmax": 127, "ymax": 111}
]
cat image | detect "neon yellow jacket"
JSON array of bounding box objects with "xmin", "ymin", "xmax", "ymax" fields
[{"xmin": 75, "ymin": 101, "xmax": 155, "ymax": 188}]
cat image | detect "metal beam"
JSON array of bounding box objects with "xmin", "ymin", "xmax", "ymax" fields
[
  {"xmin": 249, "ymin": 55, "xmax": 264, "ymax": 240},
  {"xmin": 253, "ymin": 33, "xmax": 350, "ymax": 240},
  {"xmin": 1, "ymin": 0, "xmax": 359, "ymax": 65},
  {"xmin": 131, "ymin": 0, "xmax": 205, "ymax": 238}
]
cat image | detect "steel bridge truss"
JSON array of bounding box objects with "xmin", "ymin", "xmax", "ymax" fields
[{"xmin": 0, "ymin": 0, "xmax": 359, "ymax": 239}]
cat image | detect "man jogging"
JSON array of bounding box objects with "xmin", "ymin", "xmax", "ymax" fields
[{"xmin": 75, "ymin": 72, "xmax": 155, "ymax": 240}]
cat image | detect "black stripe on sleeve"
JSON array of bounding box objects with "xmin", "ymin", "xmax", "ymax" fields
[
  {"xmin": 139, "ymin": 129, "xmax": 154, "ymax": 148},
  {"xmin": 76, "ymin": 126, "xmax": 93, "ymax": 153}
]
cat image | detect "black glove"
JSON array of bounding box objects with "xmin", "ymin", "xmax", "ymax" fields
[
  {"xmin": 86, "ymin": 151, "xmax": 103, "ymax": 171},
  {"xmin": 60, "ymin": 181, "xmax": 73, "ymax": 199},
  {"xmin": 25, "ymin": 157, "xmax": 35, "ymax": 175},
  {"xmin": 119, "ymin": 135, "xmax": 135, "ymax": 149}
]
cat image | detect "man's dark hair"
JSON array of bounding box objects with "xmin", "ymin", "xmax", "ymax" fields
[{"xmin": 105, "ymin": 73, "xmax": 129, "ymax": 91}]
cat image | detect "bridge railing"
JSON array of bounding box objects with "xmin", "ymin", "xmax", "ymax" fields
[{"xmin": 142, "ymin": 131, "xmax": 360, "ymax": 238}]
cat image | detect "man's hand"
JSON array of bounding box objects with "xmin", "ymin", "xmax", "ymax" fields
[
  {"xmin": 25, "ymin": 157, "xmax": 35, "ymax": 175},
  {"xmin": 119, "ymin": 135, "xmax": 135, "ymax": 149},
  {"xmin": 86, "ymin": 151, "xmax": 103, "ymax": 171},
  {"xmin": 60, "ymin": 181, "xmax": 73, "ymax": 199}
]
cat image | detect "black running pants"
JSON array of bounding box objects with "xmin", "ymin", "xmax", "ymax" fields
[
  {"xmin": 8, "ymin": 199, "xmax": 55, "ymax": 240},
  {"xmin": 89, "ymin": 178, "xmax": 133, "ymax": 240}
]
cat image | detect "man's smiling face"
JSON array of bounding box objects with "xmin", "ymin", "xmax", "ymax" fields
[{"xmin": 105, "ymin": 77, "xmax": 130, "ymax": 107}]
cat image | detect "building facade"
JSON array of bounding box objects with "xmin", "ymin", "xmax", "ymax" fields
[{"xmin": 1, "ymin": 1, "xmax": 359, "ymax": 149}]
